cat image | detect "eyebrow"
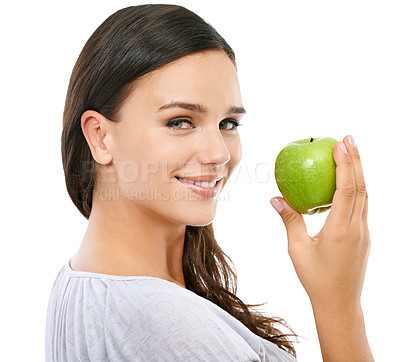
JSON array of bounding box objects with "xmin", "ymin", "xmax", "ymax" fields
[{"xmin": 157, "ymin": 101, "xmax": 246, "ymax": 116}]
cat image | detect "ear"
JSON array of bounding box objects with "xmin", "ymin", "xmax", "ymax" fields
[{"xmin": 81, "ymin": 110, "xmax": 113, "ymax": 165}]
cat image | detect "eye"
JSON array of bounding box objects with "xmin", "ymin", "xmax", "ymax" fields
[
  {"xmin": 166, "ymin": 118, "xmax": 194, "ymax": 130},
  {"xmin": 220, "ymin": 119, "xmax": 242, "ymax": 130}
]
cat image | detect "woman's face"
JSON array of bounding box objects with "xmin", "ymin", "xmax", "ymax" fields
[{"xmin": 102, "ymin": 50, "xmax": 244, "ymax": 226}]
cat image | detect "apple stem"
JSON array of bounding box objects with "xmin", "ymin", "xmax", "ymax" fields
[{"xmin": 310, "ymin": 137, "xmax": 314, "ymax": 142}]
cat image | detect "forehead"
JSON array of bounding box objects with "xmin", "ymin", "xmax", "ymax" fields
[{"xmin": 120, "ymin": 50, "xmax": 242, "ymax": 113}]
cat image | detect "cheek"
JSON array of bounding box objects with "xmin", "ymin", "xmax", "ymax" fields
[
  {"xmin": 112, "ymin": 126, "xmax": 168, "ymax": 178},
  {"xmin": 140, "ymin": 137, "xmax": 187, "ymax": 186}
]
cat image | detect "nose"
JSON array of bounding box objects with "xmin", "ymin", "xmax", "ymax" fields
[{"xmin": 196, "ymin": 127, "xmax": 231, "ymax": 166}]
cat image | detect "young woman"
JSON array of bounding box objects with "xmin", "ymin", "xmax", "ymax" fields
[{"xmin": 45, "ymin": 4, "xmax": 374, "ymax": 361}]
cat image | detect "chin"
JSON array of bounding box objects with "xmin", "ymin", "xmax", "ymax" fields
[
  {"xmin": 186, "ymin": 219, "xmax": 214, "ymax": 227},
  {"xmin": 179, "ymin": 205, "xmax": 217, "ymax": 227},
  {"xmin": 184, "ymin": 214, "xmax": 216, "ymax": 227}
]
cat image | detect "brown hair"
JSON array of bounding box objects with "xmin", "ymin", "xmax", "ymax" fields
[{"xmin": 61, "ymin": 4, "xmax": 297, "ymax": 357}]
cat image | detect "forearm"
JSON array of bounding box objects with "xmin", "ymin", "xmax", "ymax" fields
[{"xmin": 311, "ymin": 303, "xmax": 374, "ymax": 362}]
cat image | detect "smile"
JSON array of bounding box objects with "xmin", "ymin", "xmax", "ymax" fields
[
  {"xmin": 175, "ymin": 177, "xmax": 223, "ymax": 199},
  {"xmin": 176, "ymin": 177, "xmax": 216, "ymax": 188}
]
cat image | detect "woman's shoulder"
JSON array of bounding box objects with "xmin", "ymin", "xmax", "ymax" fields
[
  {"xmin": 46, "ymin": 262, "xmax": 202, "ymax": 347},
  {"xmin": 48, "ymin": 261, "xmax": 203, "ymax": 312},
  {"xmin": 48, "ymin": 261, "xmax": 244, "ymax": 336}
]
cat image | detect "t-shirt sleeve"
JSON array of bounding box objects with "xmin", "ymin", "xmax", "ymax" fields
[{"xmin": 103, "ymin": 280, "xmax": 261, "ymax": 362}]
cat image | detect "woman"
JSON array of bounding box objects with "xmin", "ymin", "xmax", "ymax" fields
[{"xmin": 45, "ymin": 4, "xmax": 374, "ymax": 361}]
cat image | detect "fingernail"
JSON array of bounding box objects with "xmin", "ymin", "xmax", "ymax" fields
[
  {"xmin": 339, "ymin": 142, "xmax": 348, "ymax": 154},
  {"xmin": 347, "ymin": 135, "xmax": 356, "ymax": 148},
  {"xmin": 270, "ymin": 197, "xmax": 284, "ymax": 214}
]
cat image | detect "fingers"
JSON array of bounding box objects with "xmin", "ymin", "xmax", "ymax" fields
[
  {"xmin": 327, "ymin": 139, "xmax": 356, "ymax": 225},
  {"xmin": 327, "ymin": 135, "xmax": 368, "ymax": 228},
  {"xmin": 343, "ymin": 136, "xmax": 368, "ymax": 225}
]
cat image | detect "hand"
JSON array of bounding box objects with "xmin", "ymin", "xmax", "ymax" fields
[{"xmin": 270, "ymin": 135, "xmax": 370, "ymax": 311}]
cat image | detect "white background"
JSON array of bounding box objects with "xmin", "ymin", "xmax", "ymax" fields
[{"xmin": 1, "ymin": 1, "xmax": 399, "ymax": 361}]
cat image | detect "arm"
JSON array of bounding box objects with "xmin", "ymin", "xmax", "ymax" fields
[
  {"xmin": 271, "ymin": 135, "xmax": 374, "ymax": 361},
  {"xmin": 311, "ymin": 303, "xmax": 373, "ymax": 362}
]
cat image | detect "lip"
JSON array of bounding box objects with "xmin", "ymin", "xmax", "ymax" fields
[
  {"xmin": 175, "ymin": 176, "xmax": 223, "ymax": 199},
  {"xmin": 175, "ymin": 175, "xmax": 224, "ymax": 182}
]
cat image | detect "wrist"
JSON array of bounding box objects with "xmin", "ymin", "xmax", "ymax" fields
[
  {"xmin": 310, "ymin": 301, "xmax": 374, "ymax": 362},
  {"xmin": 311, "ymin": 298, "xmax": 363, "ymax": 319}
]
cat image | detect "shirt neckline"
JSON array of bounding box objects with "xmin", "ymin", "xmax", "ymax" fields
[{"xmin": 65, "ymin": 260, "xmax": 187, "ymax": 289}]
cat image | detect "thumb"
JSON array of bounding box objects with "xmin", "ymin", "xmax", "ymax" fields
[{"xmin": 270, "ymin": 197, "xmax": 308, "ymax": 243}]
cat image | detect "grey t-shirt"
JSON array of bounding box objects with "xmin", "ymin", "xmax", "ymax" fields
[{"xmin": 45, "ymin": 262, "xmax": 297, "ymax": 361}]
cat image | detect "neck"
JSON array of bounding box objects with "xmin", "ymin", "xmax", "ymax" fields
[{"xmin": 70, "ymin": 197, "xmax": 187, "ymax": 288}]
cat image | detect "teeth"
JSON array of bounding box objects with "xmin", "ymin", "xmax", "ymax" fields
[{"xmin": 177, "ymin": 177, "xmax": 217, "ymax": 188}]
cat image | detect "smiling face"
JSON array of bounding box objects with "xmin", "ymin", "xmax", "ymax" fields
[{"xmin": 96, "ymin": 50, "xmax": 244, "ymax": 227}]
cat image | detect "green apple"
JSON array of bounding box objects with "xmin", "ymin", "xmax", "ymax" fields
[{"xmin": 274, "ymin": 137, "xmax": 338, "ymax": 215}]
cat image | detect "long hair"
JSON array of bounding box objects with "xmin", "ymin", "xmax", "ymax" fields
[{"xmin": 61, "ymin": 4, "xmax": 297, "ymax": 357}]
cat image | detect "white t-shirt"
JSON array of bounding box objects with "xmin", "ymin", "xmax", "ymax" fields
[{"xmin": 45, "ymin": 262, "xmax": 297, "ymax": 361}]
